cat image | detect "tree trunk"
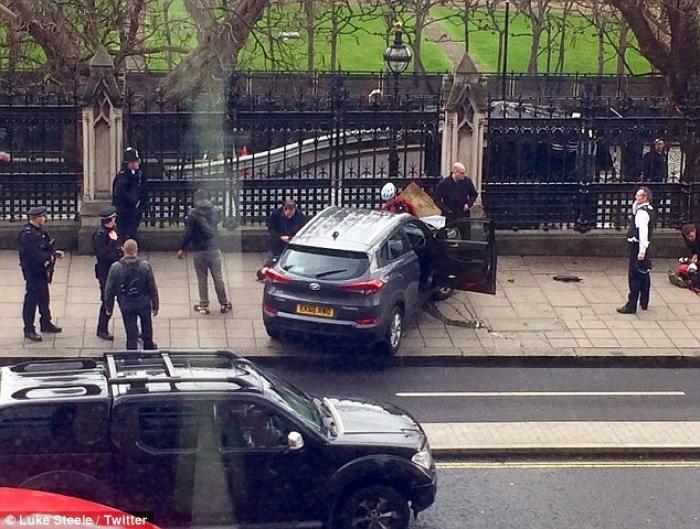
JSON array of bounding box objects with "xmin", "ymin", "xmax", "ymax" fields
[
  {"xmin": 304, "ymin": 0, "xmax": 315, "ymax": 73},
  {"xmin": 158, "ymin": 0, "xmax": 270, "ymax": 104},
  {"xmin": 616, "ymin": 19, "xmax": 628, "ymax": 76},
  {"xmin": 463, "ymin": 1, "xmax": 470, "ymax": 53},
  {"xmin": 330, "ymin": 0, "xmax": 338, "ymax": 70},
  {"xmin": 265, "ymin": 7, "xmax": 277, "ymax": 71},
  {"xmin": 555, "ymin": 10, "xmax": 568, "ymax": 73},
  {"xmin": 163, "ymin": 0, "xmax": 175, "ymax": 70},
  {"xmin": 527, "ymin": 23, "xmax": 544, "ymax": 74},
  {"xmin": 597, "ymin": 30, "xmax": 605, "ymax": 75},
  {"xmin": 413, "ymin": 21, "xmax": 425, "ymax": 74}
]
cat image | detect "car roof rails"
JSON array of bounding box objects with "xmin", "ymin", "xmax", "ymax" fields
[
  {"xmin": 9, "ymin": 359, "xmax": 101, "ymax": 375},
  {"xmin": 104, "ymin": 350, "xmax": 259, "ymax": 393}
]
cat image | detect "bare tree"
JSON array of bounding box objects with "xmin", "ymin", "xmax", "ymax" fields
[
  {"xmin": 514, "ymin": 0, "xmax": 553, "ymax": 74},
  {"xmin": 448, "ymin": 0, "xmax": 482, "ymax": 53}
]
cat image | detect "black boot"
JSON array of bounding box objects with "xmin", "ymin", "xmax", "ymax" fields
[
  {"xmin": 40, "ymin": 323, "xmax": 62, "ymax": 333},
  {"xmin": 616, "ymin": 305, "xmax": 636, "ymax": 314},
  {"xmin": 24, "ymin": 330, "xmax": 42, "ymax": 342}
]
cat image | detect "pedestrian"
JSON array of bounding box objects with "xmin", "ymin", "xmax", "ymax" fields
[
  {"xmin": 380, "ymin": 182, "xmax": 417, "ymax": 216},
  {"xmin": 104, "ymin": 239, "xmax": 159, "ymax": 350},
  {"xmin": 18, "ymin": 205, "xmax": 64, "ymax": 341},
  {"xmin": 672, "ymin": 224, "xmax": 700, "ymax": 289},
  {"xmin": 641, "ymin": 138, "xmax": 668, "ymax": 183},
  {"xmin": 256, "ymin": 198, "xmax": 306, "ymax": 280},
  {"xmin": 112, "ymin": 147, "xmax": 143, "ymax": 243},
  {"xmin": 434, "ymin": 161, "xmax": 479, "ymax": 223},
  {"xmin": 177, "ymin": 189, "xmax": 232, "ymax": 315},
  {"xmin": 93, "ymin": 206, "xmax": 122, "ymax": 341},
  {"xmin": 618, "ymin": 187, "xmax": 654, "ymax": 314}
]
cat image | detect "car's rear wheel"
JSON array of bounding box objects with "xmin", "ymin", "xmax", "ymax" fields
[
  {"xmin": 379, "ymin": 305, "xmax": 404, "ymax": 356},
  {"xmin": 335, "ymin": 485, "xmax": 410, "ymax": 529},
  {"xmin": 265, "ymin": 325, "xmax": 282, "ymax": 340}
]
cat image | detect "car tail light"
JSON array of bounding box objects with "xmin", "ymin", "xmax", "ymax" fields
[
  {"xmin": 355, "ymin": 318, "xmax": 379, "ymax": 325},
  {"xmin": 341, "ymin": 279, "xmax": 385, "ymax": 295},
  {"xmin": 263, "ymin": 304, "xmax": 278, "ymax": 316},
  {"xmin": 265, "ymin": 268, "xmax": 291, "ymax": 283}
]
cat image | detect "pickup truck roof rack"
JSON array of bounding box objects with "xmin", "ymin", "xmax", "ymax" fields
[
  {"xmin": 104, "ymin": 350, "xmax": 260, "ymax": 393},
  {"xmin": 10, "ymin": 359, "xmax": 100, "ymax": 375}
]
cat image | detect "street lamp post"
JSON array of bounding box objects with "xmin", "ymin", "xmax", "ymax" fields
[{"xmin": 383, "ymin": 22, "xmax": 412, "ymax": 178}]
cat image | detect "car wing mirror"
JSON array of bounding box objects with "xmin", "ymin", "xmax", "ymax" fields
[{"xmin": 288, "ymin": 431, "xmax": 304, "ymax": 452}]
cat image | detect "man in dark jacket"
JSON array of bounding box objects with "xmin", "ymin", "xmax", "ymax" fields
[
  {"xmin": 177, "ymin": 189, "xmax": 232, "ymax": 315},
  {"xmin": 104, "ymin": 239, "xmax": 159, "ymax": 350},
  {"xmin": 112, "ymin": 147, "xmax": 143, "ymax": 242},
  {"xmin": 267, "ymin": 198, "xmax": 306, "ymax": 258},
  {"xmin": 642, "ymin": 139, "xmax": 668, "ymax": 183},
  {"xmin": 18, "ymin": 206, "xmax": 64, "ymax": 341},
  {"xmin": 93, "ymin": 206, "xmax": 122, "ymax": 341},
  {"xmin": 434, "ymin": 162, "xmax": 479, "ymax": 223}
]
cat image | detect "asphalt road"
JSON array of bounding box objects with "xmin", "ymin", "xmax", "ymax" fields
[
  {"xmin": 269, "ymin": 366, "xmax": 700, "ymax": 422},
  {"xmin": 413, "ymin": 462, "xmax": 700, "ymax": 529}
]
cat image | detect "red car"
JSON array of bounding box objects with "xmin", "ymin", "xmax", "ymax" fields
[{"xmin": 0, "ymin": 488, "xmax": 159, "ymax": 529}]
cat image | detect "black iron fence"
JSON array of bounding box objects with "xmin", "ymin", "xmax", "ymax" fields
[
  {"xmin": 0, "ymin": 76, "xmax": 82, "ymax": 221},
  {"xmin": 482, "ymin": 94, "xmax": 700, "ymax": 231},
  {"xmin": 127, "ymin": 73, "xmax": 443, "ymax": 226}
]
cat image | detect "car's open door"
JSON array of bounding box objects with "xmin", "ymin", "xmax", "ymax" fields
[{"xmin": 431, "ymin": 218, "xmax": 497, "ymax": 295}]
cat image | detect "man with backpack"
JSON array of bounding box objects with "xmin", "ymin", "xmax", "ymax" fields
[{"xmin": 104, "ymin": 239, "xmax": 159, "ymax": 350}]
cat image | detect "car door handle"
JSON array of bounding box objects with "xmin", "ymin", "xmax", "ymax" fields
[{"xmin": 448, "ymin": 242, "xmax": 459, "ymax": 248}]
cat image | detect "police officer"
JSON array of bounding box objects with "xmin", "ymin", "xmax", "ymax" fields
[
  {"xmin": 618, "ymin": 186, "xmax": 654, "ymax": 314},
  {"xmin": 113, "ymin": 147, "xmax": 143, "ymax": 243},
  {"xmin": 18, "ymin": 206, "xmax": 64, "ymax": 341},
  {"xmin": 93, "ymin": 206, "xmax": 122, "ymax": 341}
]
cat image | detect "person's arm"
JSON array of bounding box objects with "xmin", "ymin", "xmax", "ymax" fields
[
  {"xmin": 104, "ymin": 262, "xmax": 120, "ymax": 314},
  {"xmin": 180, "ymin": 213, "xmax": 194, "ymax": 252},
  {"xmin": 267, "ymin": 210, "xmax": 282, "ymax": 240},
  {"xmin": 433, "ymin": 180, "xmax": 452, "ymax": 216},
  {"xmin": 146, "ymin": 261, "xmax": 159, "ymax": 314},
  {"xmin": 466, "ymin": 179, "xmax": 479, "ymax": 208},
  {"xmin": 93, "ymin": 232, "xmax": 112, "ymax": 263},
  {"xmin": 636, "ymin": 210, "xmax": 650, "ymax": 257}
]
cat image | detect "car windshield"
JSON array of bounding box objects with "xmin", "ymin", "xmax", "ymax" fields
[
  {"xmin": 280, "ymin": 245, "xmax": 370, "ymax": 280},
  {"xmin": 255, "ymin": 366, "xmax": 324, "ymax": 432}
]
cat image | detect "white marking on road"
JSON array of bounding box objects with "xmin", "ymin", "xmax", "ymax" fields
[
  {"xmin": 437, "ymin": 461, "xmax": 700, "ymax": 470},
  {"xmin": 396, "ymin": 391, "xmax": 686, "ymax": 398}
]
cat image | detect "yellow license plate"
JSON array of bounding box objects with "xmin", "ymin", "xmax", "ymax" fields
[{"xmin": 296, "ymin": 304, "xmax": 335, "ymax": 318}]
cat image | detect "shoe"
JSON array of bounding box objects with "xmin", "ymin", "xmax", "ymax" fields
[
  {"xmin": 193, "ymin": 304, "xmax": 210, "ymax": 315},
  {"xmin": 40, "ymin": 324, "xmax": 62, "ymax": 333},
  {"xmin": 616, "ymin": 305, "xmax": 636, "ymax": 314},
  {"xmin": 640, "ymin": 303, "xmax": 648, "ymax": 311},
  {"xmin": 24, "ymin": 331, "xmax": 42, "ymax": 342},
  {"xmin": 96, "ymin": 330, "xmax": 114, "ymax": 341},
  {"xmin": 221, "ymin": 303, "xmax": 233, "ymax": 314}
]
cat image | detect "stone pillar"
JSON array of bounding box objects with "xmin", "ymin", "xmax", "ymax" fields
[
  {"xmin": 78, "ymin": 47, "xmax": 124, "ymax": 253},
  {"xmin": 441, "ymin": 53, "xmax": 488, "ymax": 205}
]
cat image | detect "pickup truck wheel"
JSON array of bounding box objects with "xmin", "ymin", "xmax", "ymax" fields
[{"xmin": 335, "ymin": 485, "xmax": 410, "ymax": 529}]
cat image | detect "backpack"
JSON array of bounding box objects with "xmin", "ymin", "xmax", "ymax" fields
[{"xmin": 120, "ymin": 260, "xmax": 145, "ymax": 299}]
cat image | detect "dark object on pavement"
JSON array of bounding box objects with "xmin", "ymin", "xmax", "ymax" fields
[
  {"xmin": 0, "ymin": 351, "xmax": 437, "ymax": 528},
  {"xmin": 553, "ymin": 273, "xmax": 582, "ymax": 282}
]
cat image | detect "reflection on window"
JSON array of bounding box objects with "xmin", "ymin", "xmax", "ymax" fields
[
  {"xmin": 137, "ymin": 403, "xmax": 201, "ymax": 451},
  {"xmin": 219, "ymin": 403, "xmax": 289, "ymax": 450}
]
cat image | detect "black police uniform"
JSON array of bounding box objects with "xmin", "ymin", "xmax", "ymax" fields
[
  {"xmin": 623, "ymin": 204, "xmax": 654, "ymax": 312},
  {"xmin": 112, "ymin": 148, "xmax": 143, "ymax": 242},
  {"xmin": 18, "ymin": 207, "xmax": 59, "ymax": 336},
  {"xmin": 93, "ymin": 207, "xmax": 122, "ymax": 338}
]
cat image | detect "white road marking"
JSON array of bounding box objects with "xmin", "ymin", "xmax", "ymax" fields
[
  {"xmin": 396, "ymin": 391, "xmax": 686, "ymax": 398},
  {"xmin": 437, "ymin": 460, "xmax": 700, "ymax": 470}
]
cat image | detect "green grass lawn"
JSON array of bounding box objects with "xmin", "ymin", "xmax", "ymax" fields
[{"xmin": 431, "ymin": 6, "xmax": 652, "ymax": 75}]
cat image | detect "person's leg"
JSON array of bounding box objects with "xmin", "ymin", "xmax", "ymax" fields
[
  {"xmin": 209, "ymin": 250, "xmax": 230, "ymax": 306},
  {"xmin": 640, "ymin": 260, "xmax": 651, "ymax": 310},
  {"xmin": 22, "ymin": 281, "xmax": 38, "ymax": 334},
  {"xmin": 626, "ymin": 246, "xmax": 641, "ymax": 311},
  {"xmin": 193, "ymin": 252, "xmax": 210, "ymax": 311},
  {"xmin": 121, "ymin": 307, "xmax": 139, "ymax": 350},
  {"xmin": 37, "ymin": 281, "xmax": 53, "ymax": 330},
  {"xmin": 97, "ymin": 278, "xmax": 111, "ymax": 334},
  {"xmin": 139, "ymin": 305, "xmax": 156, "ymax": 349}
]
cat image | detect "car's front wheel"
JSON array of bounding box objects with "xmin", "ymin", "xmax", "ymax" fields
[{"xmin": 335, "ymin": 484, "xmax": 410, "ymax": 529}]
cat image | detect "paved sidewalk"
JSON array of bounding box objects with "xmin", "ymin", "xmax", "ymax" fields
[
  {"xmin": 0, "ymin": 251, "xmax": 699, "ymax": 359},
  {"xmin": 424, "ymin": 421, "xmax": 700, "ymax": 456}
]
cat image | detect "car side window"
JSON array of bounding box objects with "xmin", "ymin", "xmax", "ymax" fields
[
  {"xmin": 380, "ymin": 231, "xmax": 410, "ymax": 261},
  {"xmin": 0, "ymin": 402, "xmax": 108, "ymax": 454},
  {"xmin": 137, "ymin": 402, "xmax": 201, "ymax": 451},
  {"xmin": 217, "ymin": 402, "xmax": 291, "ymax": 450}
]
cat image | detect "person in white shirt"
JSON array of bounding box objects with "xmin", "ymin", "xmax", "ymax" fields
[{"xmin": 618, "ymin": 187, "xmax": 654, "ymax": 314}]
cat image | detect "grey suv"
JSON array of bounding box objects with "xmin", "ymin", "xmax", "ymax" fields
[{"xmin": 263, "ymin": 207, "xmax": 497, "ymax": 354}]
